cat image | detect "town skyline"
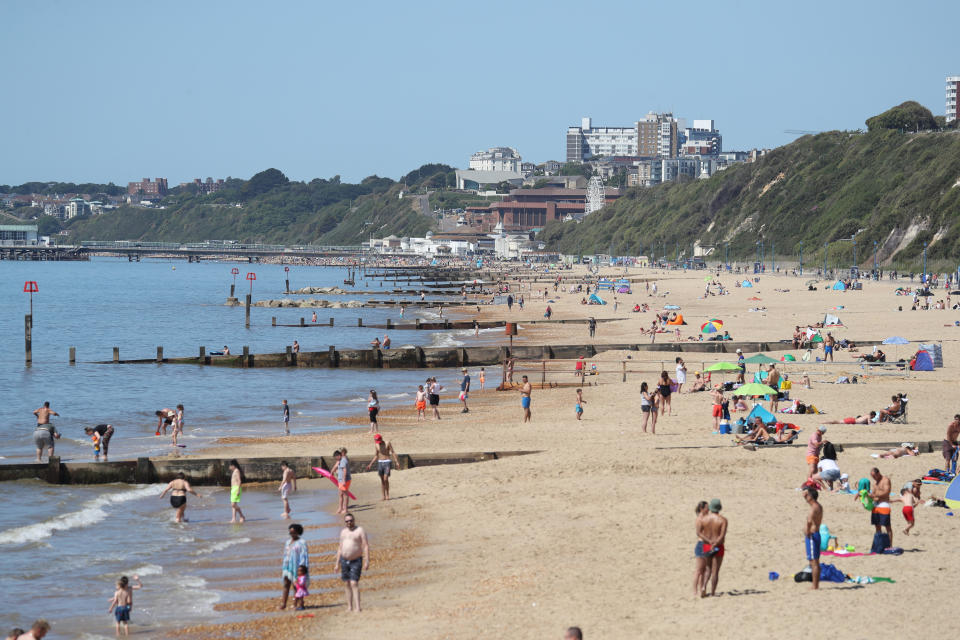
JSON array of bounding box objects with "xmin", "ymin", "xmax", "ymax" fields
[{"xmin": 2, "ymin": 0, "xmax": 958, "ymax": 185}]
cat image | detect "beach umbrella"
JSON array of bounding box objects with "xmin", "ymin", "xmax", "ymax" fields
[
  {"xmin": 881, "ymin": 336, "xmax": 909, "ymax": 358},
  {"xmin": 704, "ymin": 276, "xmax": 712, "ymax": 282},
  {"xmin": 743, "ymin": 353, "xmax": 778, "ymax": 364},
  {"xmin": 705, "ymin": 362, "xmax": 740, "ymax": 372},
  {"xmin": 736, "ymin": 382, "xmax": 778, "ymax": 396},
  {"xmin": 701, "ymin": 320, "xmax": 723, "ymax": 333}
]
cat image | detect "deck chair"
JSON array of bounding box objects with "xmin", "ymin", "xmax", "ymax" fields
[
  {"xmin": 756, "ymin": 430, "xmax": 800, "ymax": 446},
  {"xmin": 889, "ymin": 398, "xmax": 908, "ymax": 424}
]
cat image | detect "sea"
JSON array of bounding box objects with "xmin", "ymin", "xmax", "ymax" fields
[{"xmin": 0, "ymin": 257, "xmax": 494, "ymax": 637}]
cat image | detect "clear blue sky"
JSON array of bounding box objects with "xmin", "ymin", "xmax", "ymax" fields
[{"xmin": 2, "ymin": 0, "xmax": 957, "ymax": 186}]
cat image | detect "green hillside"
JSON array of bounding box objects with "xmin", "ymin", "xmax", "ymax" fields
[
  {"xmin": 540, "ymin": 123, "xmax": 960, "ymax": 270},
  {"xmin": 62, "ymin": 167, "xmax": 446, "ymax": 244}
]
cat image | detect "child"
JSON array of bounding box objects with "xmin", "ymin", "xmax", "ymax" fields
[
  {"xmin": 415, "ymin": 385, "xmax": 426, "ymax": 422},
  {"xmin": 575, "ymin": 388, "xmax": 585, "ymax": 420},
  {"xmin": 108, "ymin": 574, "xmax": 142, "ymax": 636},
  {"xmin": 293, "ymin": 564, "xmax": 309, "ymax": 610},
  {"xmin": 91, "ymin": 431, "xmax": 101, "ymax": 461},
  {"xmin": 172, "ymin": 403, "xmax": 184, "ymax": 447},
  {"xmin": 892, "ymin": 486, "xmax": 917, "ymax": 535},
  {"xmin": 479, "ymin": 367, "xmax": 486, "ymax": 391}
]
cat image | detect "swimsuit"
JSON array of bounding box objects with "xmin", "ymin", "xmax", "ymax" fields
[
  {"xmin": 368, "ymin": 407, "xmax": 379, "ymax": 423},
  {"xmin": 575, "ymin": 404, "xmax": 582, "ymax": 414},
  {"xmin": 416, "ymin": 399, "xmax": 426, "ymax": 410},
  {"xmin": 701, "ymin": 543, "xmax": 724, "ymax": 558},
  {"xmin": 712, "ymin": 404, "xmax": 723, "ymax": 418},
  {"xmin": 170, "ymin": 495, "xmax": 186, "ymax": 509},
  {"xmin": 521, "ymin": 396, "xmax": 531, "ymax": 409},
  {"xmin": 230, "ymin": 485, "xmax": 242, "ymax": 503},
  {"xmin": 340, "ymin": 556, "xmax": 363, "ymax": 582},
  {"xmin": 295, "ymin": 575, "xmax": 310, "ymax": 598},
  {"xmin": 280, "ymin": 482, "xmax": 291, "ymax": 500},
  {"xmin": 805, "ymin": 533, "xmax": 822, "ymax": 560},
  {"xmin": 377, "ymin": 459, "xmax": 392, "ymax": 478},
  {"xmin": 902, "ymin": 505, "xmax": 915, "ymax": 523},
  {"xmin": 871, "ymin": 502, "xmax": 891, "ymax": 526},
  {"xmin": 114, "ymin": 605, "xmax": 131, "ymax": 623},
  {"xmin": 658, "ymin": 384, "xmax": 671, "ymax": 398}
]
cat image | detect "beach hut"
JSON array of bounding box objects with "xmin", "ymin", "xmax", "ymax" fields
[
  {"xmin": 832, "ymin": 280, "xmax": 846, "ymax": 291},
  {"xmin": 741, "ymin": 280, "xmax": 753, "ymax": 288},
  {"xmin": 588, "ymin": 293, "xmax": 607, "ymax": 305}
]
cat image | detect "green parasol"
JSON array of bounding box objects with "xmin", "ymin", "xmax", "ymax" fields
[
  {"xmin": 736, "ymin": 383, "xmax": 778, "ymax": 396},
  {"xmin": 743, "ymin": 353, "xmax": 779, "ymax": 364}
]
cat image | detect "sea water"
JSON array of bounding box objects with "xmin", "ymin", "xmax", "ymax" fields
[{"xmin": 0, "ymin": 258, "xmax": 480, "ymax": 635}]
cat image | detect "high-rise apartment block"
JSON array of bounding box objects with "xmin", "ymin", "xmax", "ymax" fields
[
  {"xmin": 947, "ymin": 76, "xmax": 960, "ymax": 123},
  {"xmin": 127, "ymin": 178, "xmax": 168, "ymax": 197},
  {"xmin": 567, "ymin": 113, "xmax": 702, "ymax": 162},
  {"xmin": 469, "ymin": 147, "xmax": 522, "ymax": 172}
]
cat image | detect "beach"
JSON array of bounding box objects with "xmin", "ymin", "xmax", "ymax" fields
[{"xmin": 168, "ymin": 265, "xmax": 960, "ymax": 639}]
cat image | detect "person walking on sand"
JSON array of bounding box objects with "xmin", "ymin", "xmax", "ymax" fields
[
  {"xmin": 32, "ymin": 402, "xmax": 60, "ymax": 462},
  {"xmin": 335, "ymin": 449, "xmax": 352, "ymax": 514},
  {"xmin": 107, "ymin": 575, "xmax": 142, "ymax": 636},
  {"xmin": 367, "ymin": 390, "xmax": 380, "ymax": 434},
  {"xmin": 640, "ymin": 382, "xmax": 658, "ymax": 434},
  {"xmin": 415, "ymin": 385, "xmax": 427, "ymax": 421},
  {"xmin": 428, "ymin": 378, "xmax": 442, "ymax": 420},
  {"xmin": 282, "ymin": 399, "xmax": 291, "ymax": 436},
  {"xmin": 479, "ymin": 367, "xmax": 486, "ymax": 391},
  {"xmin": 459, "ymin": 368, "xmax": 471, "ymax": 413},
  {"xmin": 700, "ymin": 499, "xmax": 727, "ymax": 597},
  {"xmin": 334, "ymin": 512, "xmax": 370, "ymax": 612},
  {"xmin": 658, "ymin": 371, "xmax": 673, "ymax": 416},
  {"xmin": 366, "ymin": 433, "xmax": 400, "ymax": 500},
  {"xmin": 229, "ymin": 460, "xmax": 246, "ymax": 524},
  {"xmin": 693, "ymin": 500, "xmax": 712, "ymax": 597},
  {"xmin": 803, "ymin": 487, "xmax": 823, "ymax": 590},
  {"xmin": 806, "ymin": 426, "xmax": 826, "ymax": 480},
  {"xmin": 575, "ymin": 388, "xmax": 585, "ymax": 420},
  {"xmin": 588, "ymin": 316, "xmax": 596, "ymax": 338},
  {"xmin": 280, "ymin": 523, "xmax": 309, "ymax": 610},
  {"xmin": 675, "ymin": 357, "xmax": 687, "ymax": 393},
  {"xmin": 520, "ymin": 375, "xmax": 532, "ymax": 423},
  {"xmin": 159, "ymin": 472, "xmax": 199, "ymax": 523},
  {"xmin": 869, "ymin": 467, "xmax": 894, "ymax": 547},
  {"xmin": 279, "ymin": 461, "xmax": 297, "ymax": 519}
]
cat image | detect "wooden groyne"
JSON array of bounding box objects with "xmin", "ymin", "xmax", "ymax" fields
[
  {"xmin": 270, "ymin": 317, "xmax": 623, "ymax": 330},
  {"xmin": 0, "ymin": 451, "xmax": 538, "ymax": 485},
  {"xmin": 91, "ymin": 340, "xmax": 880, "ymax": 369}
]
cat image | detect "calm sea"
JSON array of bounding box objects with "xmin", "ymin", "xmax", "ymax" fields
[{"xmin": 0, "ymin": 257, "xmax": 484, "ymax": 637}]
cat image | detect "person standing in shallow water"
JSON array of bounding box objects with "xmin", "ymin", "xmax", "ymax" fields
[{"xmin": 229, "ymin": 460, "xmax": 246, "ymax": 523}]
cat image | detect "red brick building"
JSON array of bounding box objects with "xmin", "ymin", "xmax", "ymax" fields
[
  {"xmin": 468, "ymin": 188, "xmax": 620, "ymax": 232},
  {"xmin": 127, "ymin": 178, "xmax": 168, "ymax": 197}
]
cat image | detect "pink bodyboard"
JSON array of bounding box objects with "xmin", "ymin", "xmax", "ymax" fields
[{"xmin": 312, "ymin": 466, "xmax": 357, "ymax": 500}]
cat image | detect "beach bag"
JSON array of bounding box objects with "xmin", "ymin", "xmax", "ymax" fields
[
  {"xmin": 870, "ymin": 532, "xmax": 890, "ymax": 554},
  {"xmin": 819, "ymin": 563, "xmax": 847, "ymax": 583},
  {"xmin": 796, "ymin": 402, "xmax": 807, "ymax": 414}
]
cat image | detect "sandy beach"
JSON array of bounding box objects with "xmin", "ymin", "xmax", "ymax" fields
[{"xmin": 180, "ymin": 266, "xmax": 960, "ymax": 639}]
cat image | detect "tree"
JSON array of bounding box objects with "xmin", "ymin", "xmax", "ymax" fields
[
  {"xmin": 242, "ymin": 168, "xmax": 290, "ymax": 199},
  {"xmin": 865, "ymin": 101, "xmax": 937, "ymax": 132},
  {"xmin": 561, "ymin": 162, "xmax": 593, "ymax": 179}
]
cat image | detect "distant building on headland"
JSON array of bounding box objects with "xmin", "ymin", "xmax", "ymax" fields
[
  {"xmin": 455, "ymin": 169, "xmax": 524, "ymax": 191},
  {"xmin": 947, "ymin": 75, "xmax": 959, "ymax": 123},
  {"xmin": 187, "ymin": 177, "xmax": 226, "ymax": 194},
  {"xmin": 127, "ymin": 178, "xmax": 168, "ymax": 198},
  {"xmin": 469, "ymin": 147, "xmax": 522, "ymax": 172},
  {"xmin": 466, "ymin": 187, "xmax": 621, "ymax": 233}
]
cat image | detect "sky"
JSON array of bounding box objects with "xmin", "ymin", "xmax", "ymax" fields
[{"xmin": 1, "ymin": 0, "xmax": 958, "ymax": 186}]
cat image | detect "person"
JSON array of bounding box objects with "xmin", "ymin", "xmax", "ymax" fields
[
  {"xmin": 334, "ymin": 512, "xmax": 370, "ymax": 612},
  {"xmin": 575, "ymin": 388, "xmax": 585, "ymax": 420},
  {"xmin": 675, "ymin": 357, "xmax": 687, "ymax": 393},
  {"xmin": 32, "ymin": 402, "xmax": 61, "ymax": 462},
  {"xmin": 520, "ymin": 375, "xmax": 532, "ymax": 423},
  {"xmin": 824, "ymin": 332, "xmax": 835, "ymax": 362},
  {"xmin": 311, "ymin": 311, "xmax": 317, "ymax": 323},
  {"xmin": 545, "ymin": 305, "xmax": 552, "ymax": 319},
  {"xmin": 690, "ymin": 373, "xmax": 706, "ymax": 392},
  {"xmin": 735, "ymin": 419, "xmax": 795, "ymax": 444},
  {"xmin": 506, "ymin": 358, "xmax": 515, "ymax": 385},
  {"xmin": 766, "ymin": 364, "xmax": 781, "ymax": 412},
  {"xmin": 155, "ymin": 408, "xmax": 175, "ymax": 436},
  {"xmin": 588, "ymin": 316, "xmax": 597, "ymax": 338},
  {"xmin": 700, "ymin": 499, "xmax": 727, "ymax": 597},
  {"xmin": 657, "ymin": 371, "xmax": 673, "ymax": 416},
  {"xmin": 944, "ymin": 414, "xmax": 960, "ymax": 471},
  {"xmin": 107, "ymin": 575, "xmax": 142, "ymax": 636},
  {"xmin": 172, "ymin": 404, "xmax": 184, "ymax": 447},
  {"xmin": 693, "ymin": 501, "xmax": 712, "ymax": 597},
  {"xmin": 428, "ymin": 377, "xmax": 442, "ymax": 420},
  {"xmin": 732, "ymin": 395, "xmax": 748, "ymax": 412},
  {"xmin": 366, "ymin": 433, "xmax": 400, "ymax": 500},
  {"xmin": 229, "ymin": 460, "xmax": 246, "ymax": 524},
  {"xmin": 507, "ymin": 294, "xmax": 514, "ymax": 311},
  {"xmin": 459, "ymin": 368, "xmax": 470, "ymax": 413},
  {"xmin": 479, "ymin": 367, "xmax": 486, "ymax": 391},
  {"xmin": 575, "ymin": 355, "xmax": 585, "ymax": 381},
  {"xmin": 335, "ymin": 448, "xmax": 352, "ymax": 514},
  {"xmin": 415, "ymin": 385, "xmax": 427, "ymax": 421},
  {"xmin": 83, "ymin": 424, "xmax": 115, "ymax": 461},
  {"xmin": 803, "ymin": 488, "xmax": 823, "ymax": 590},
  {"xmin": 292, "ymin": 340, "xmax": 300, "ymax": 354},
  {"xmin": 735, "ymin": 349, "xmax": 745, "ymax": 384},
  {"xmin": 891, "ymin": 486, "xmax": 917, "ymax": 536},
  {"xmin": 800, "ymin": 372, "xmax": 811, "ymax": 389},
  {"xmin": 877, "ymin": 395, "xmax": 903, "ymax": 422},
  {"xmin": 292, "ymin": 565, "xmax": 310, "ymax": 611},
  {"xmin": 382, "ymin": 334, "xmax": 391, "ymax": 349},
  {"xmin": 367, "ymin": 390, "xmax": 380, "ymax": 433},
  {"xmin": 710, "ymin": 387, "xmax": 724, "ymax": 432},
  {"xmin": 875, "ymin": 443, "xmax": 919, "ymax": 459},
  {"xmin": 282, "ymin": 399, "xmax": 291, "ymax": 435},
  {"xmin": 564, "ymin": 627, "xmax": 583, "ymax": 640},
  {"xmin": 7, "ymin": 628, "xmax": 25, "ymax": 640},
  {"xmin": 16, "ymin": 621, "xmax": 50, "ymax": 640},
  {"xmin": 804, "ymin": 425, "xmax": 825, "ymax": 477},
  {"xmin": 160, "ymin": 472, "xmax": 199, "ymax": 523},
  {"xmin": 810, "ymin": 442, "xmax": 841, "ymax": 490},
  {"xmin": 870, "ymin": 467, "xmax": 893, "ymax": 547},
  {"xmin": 823, "ymin": 412, "xmax": 876, "ymax": 425},
  {"xmin": 640, "ymin": 382, "xmax": 658, "ymax": 434},
  {"xmin": 370, "ymin": 336, "xmax": 381, "ymax": 349},
  {"xmin": 281, "ymin": 523, "xmax": 309, "ymax": 610},
  {"xmin": 279, "ymin": 461, "xmax": 297, "ymax": 519},
  {"xmin": 222, "ymin": 345, "xmax": 230, "ymax": 355}
]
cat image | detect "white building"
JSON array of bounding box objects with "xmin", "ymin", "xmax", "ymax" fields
[
  {"xmin": 469, "ymin": 147, "xmax": 522, "ymax": 172},
  {"xmin": 0, "ymin": 224, "xmax": 39, "ymax": 246},
  {"xmin": 455, "ymin": 169, "xmax": 524, "ymax": 191},
  {"xmin": 947, "ymin": 76, "xmax": 960, "ymax": 123},
  {"xmin": 65, "ymin": 197, "xmax": 90, "ymax": 219},
  {"xmin": 566, "ymin": 117, "xmax": 638, "ymax": 162}
]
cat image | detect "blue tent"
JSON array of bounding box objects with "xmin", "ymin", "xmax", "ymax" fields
[
  {"xmin": 912, "ymin": 350, "xmax": 934, "ymax": 371},
  {"xmin": 747, "ymin": 404, "xmax": 777, "ymax": 425},
  {"xmin": 741, "ymin": 280, "xmax": 753, "ymax": 287},
  {"xmin": 832, "ymin": 280, "xmax": 846, "ymax": 291},
  {"xmin": 589, "ymin": 293, "xmax": 607, "ymax": 305}
]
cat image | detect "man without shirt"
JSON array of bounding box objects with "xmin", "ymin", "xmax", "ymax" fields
[
  {"xmin": 334, "ymin": 512, "xmax": 370, "ymax": 612},
  {"xmin": 870, "ymin": 467, "xmax": 894, "ymax": 547},
  {"xmin": 520, "ymin": 375, "xmax": 532, "ymax": 423},
  {"xmin": 365, "ymin": 434, "xmax": 400, "ymax": 501},
  {"xmin": 700, "ymin": 499, "xmax": 727, "ymax": 597},
  {"xmin": 32, "ymin": 402, "xmax": 60, "ymax": 462},
  {"xmin": 279, "ymin": 461, "xmax": 297, "ymax": 519},
  {"xmin": 944, "ymin": 414, "xmax": 960, "ymax": 471},
  {"xmin": 459, "ymin": 367, "xmax": 470, "ymax": 413},
  {"xmin": 155, "ymin": 408, "xmax": 175, "ymax": 435},
  {"xmin": 803, "ymin": 487, "xmax": 823, "ymax": 589}
]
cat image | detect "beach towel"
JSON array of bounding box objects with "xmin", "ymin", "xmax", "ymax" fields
[{"xmin": 819, "ymin": 563, "xmax": 847, "ymax": 583}]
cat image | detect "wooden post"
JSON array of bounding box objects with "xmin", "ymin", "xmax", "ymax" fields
[
  {"xmin": 300, "ymin": 317, "xmax": 305, "ymax": 327},
  {"xmin": 113, "ymin": 347, "xmax": 119, "ymax": 363},
  {"xmin": 69, "ymin": 346, "xmax": 76, "ymax": 365},
  {"xmin": 286, "ymin": 345, "xmax": 293, "ymax": 365},
  {"xmin": 156, "ymin": 346, "xmax": 163, "ymax": 363},
  {"xmin": 245, "ymin": 294, "xmax": 251, "ymax": 328},
  {"xmin": 622, "ymin": 361, "xmax": 627, "ymax": 382},
  {"xmin": 329, "ymin": 317, "xmax": 334, "ymax": 326},
  {"xmin": 199, "ymin": 346, "xmax": 205, "ymax": 360},
  {"xmin": 285, "ymin": 277, "xmax": 290, "ymax": 293},
  {"xmin": 387, "ymin": 318, "xmax": 393, "ymax": 329},
  {"xmin": 329, "ymin": 345, "xmax": 337, "ymax": 368},
  {"xmin": 358, "ymin": 318, "xmax": 363, "ymax": 327},
  {"xmin": 230, "ymin": 283, "xmax": 235, "ymax": 298},
  {"xmin": 272, "ymin": 317, "xmax": 277, "ymax": 326},
  {"xmin": 242, "ymin": 346, "xmax": 250, "ymax": 367},
  {"xmin": 416, "ymin": 318, "xmax": 421, "ymax": 329},
  {"xmin": 24, "ymin": 314, "xmax": 32, "ymax": 365},
  {"xmin": 542, "ymin": 360, "xmax": 546, "ymax": 386}
]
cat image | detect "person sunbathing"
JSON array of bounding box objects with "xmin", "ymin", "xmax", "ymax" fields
[
  {"xmin": 823, "ymin": 412, "xmax": 876, "ymax": 425},
  {"xmin": 735, "ymin": 418, "xmax": 796, "ymax": 444},
  {"xmin": 799, "ymin": 373, "xmax": 811, "ymax": 389},
  {"xmin": 877, "ymin": 395, "xmax": 903, "ymax": 422},
  {"xmin": 856, "ymin": 349, "xmax": 885, "ymax": 363},
  {"xmin": 874, "ymin": 443, "xmax": 919, "ymax": 459},
  {"xmin": 731, "ymin": 395, "xmax": 749, "ymax": 412},
  {"xmin": 690, "ymin": 374, "xmax": 706, "ymax": 392}
]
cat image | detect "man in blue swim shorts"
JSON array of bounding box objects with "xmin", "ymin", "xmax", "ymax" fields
[
  {"xmin": 520, "ymin": 375, "xmax": 532, "ymax": 423},
  {"xmin": 824, "ymin": 333, "xmax": 835, "ymax": 362},
  {"xmin": 803, "ymin": 487, "xmax": 823, "ymax": 589}
]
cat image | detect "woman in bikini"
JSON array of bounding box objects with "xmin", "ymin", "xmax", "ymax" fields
[{"xmin": 160, "ymin": 472, "xmax": 199, "ymax": 523}]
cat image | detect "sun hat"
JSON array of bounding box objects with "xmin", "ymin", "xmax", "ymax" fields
[
  {"xmin": 709, "ymin": 498, "xmax": 722, "ymax": 513},
  {"xmin": 818, "ymin": 425, "xmax": 827, "ymax": 432}
]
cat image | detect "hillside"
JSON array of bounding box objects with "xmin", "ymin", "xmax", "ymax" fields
[
  {"xmin": 540, "ymin": 127, "xmax": 960, "ymax": 269},
  {"xmin": 60, "ymin": 167, "xmax": 449, "ymax": 245}
]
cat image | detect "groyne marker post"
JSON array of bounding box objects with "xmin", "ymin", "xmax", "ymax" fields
[
  {"xmin": 69, "ymin": 346, "xmax": 76, "ymax": 365},
  {"xmin": 245, "ymin": 272, "xmax": 256, "ymax": 328},
  {"xmin": 284, "ymin": 266, "xmax": 290, "ymax": 294},
  {"xmin": 230, "ymin": 267, "xmax": 239, "ymax": 298},
  {"xmin": 156, "ymin": 346, "xmax": 163, "ymax": 363},
  {"xmin": 23, "ymin": 281, "xmax": 37, "ymax": 366}
]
